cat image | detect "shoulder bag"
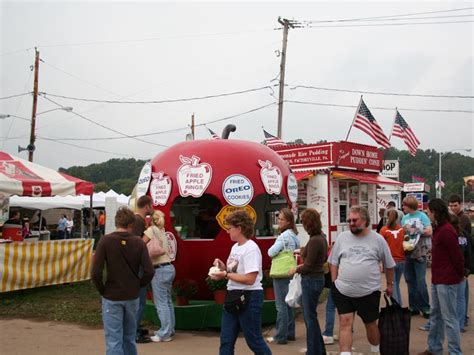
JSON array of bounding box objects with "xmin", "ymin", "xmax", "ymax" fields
[
  {"xmin": 147, "ymin": 226, "xmax": 162, "ymax": 258},
  {"xmin": 269, "ymin": 235, "xmax": 297, "ymax": 278}
]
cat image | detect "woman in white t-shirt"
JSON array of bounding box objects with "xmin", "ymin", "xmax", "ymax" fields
[{"xmin": 211, "ymin": 210, "xmax": 271, "ymax": 355}]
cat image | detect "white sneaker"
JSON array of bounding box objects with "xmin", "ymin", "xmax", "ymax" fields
[
  {"xmin": 150, "ymin": 335, "xmax": 173, "ymax": 342},
  {"xmin": 370, "ymin": 344, "xmax": 380, "ymax": 353},
  {"xmin": 333, "ymin": 334, "xmax": 339, "ymax": 341},
  {"xmin": 322, "ymin": 335, "xmax": 334, "ymax": 344}
]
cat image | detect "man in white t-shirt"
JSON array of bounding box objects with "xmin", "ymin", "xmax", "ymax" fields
[{"xmin": 329, "ymin": 206, "xmax": 395, "ymax": 355}]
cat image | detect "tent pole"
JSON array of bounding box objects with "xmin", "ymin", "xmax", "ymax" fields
[{"xmin": 89, "ymin": 194, "xmax": 93, "ymax": 239}]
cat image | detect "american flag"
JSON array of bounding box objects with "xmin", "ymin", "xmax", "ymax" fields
[
  {"xmin": 392, "ymin": 110, "xmax": 420, "ymax": 156},
  {"xmin": 208, "ymin": 128, "xmax": 220, "ymax": 140},
  {"xmin": 353, "ymin": 98, "xmax": 391, "ymax": 148},
  {"xmin": 263, "ymin": 129, "xmax": 286, "ymax": 147}
]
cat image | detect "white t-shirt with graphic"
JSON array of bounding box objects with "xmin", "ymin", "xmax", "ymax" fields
[{"xmin": 226, "ymin": 239, "xmax": 263, "ymax": 291}]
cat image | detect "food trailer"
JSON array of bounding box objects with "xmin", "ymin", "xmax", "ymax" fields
[
  {"xmin": 140, "ymin": 136, "xmax": 296, "ymax": 298},
  {"xmin": 271, "ymin": 141, "xmax": 402, "ymax": 244}
]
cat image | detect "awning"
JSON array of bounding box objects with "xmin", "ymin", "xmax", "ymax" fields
[
  {"xmin": 294, "ymin": 171, "xmax": 314, "ymax": 181},
  {"xmin": 332, "ymin": 170, "xmax": 403, "ymax": 186}
]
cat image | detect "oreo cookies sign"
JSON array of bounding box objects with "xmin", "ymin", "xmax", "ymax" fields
[{"xmin": 222, "ymin": 174, "xmax": 254, "ymax": 207}]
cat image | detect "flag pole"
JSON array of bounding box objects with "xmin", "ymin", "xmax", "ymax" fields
[
  {"xmin": 345, "ymin": 95, "xmax": 363, "ymax": 142},
  {"xmin": 388, "ymin": 107, "xmax": 398, "ymax": 141}
]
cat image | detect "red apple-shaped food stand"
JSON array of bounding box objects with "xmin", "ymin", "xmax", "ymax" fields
[{"xmin": 145, "ymin": 138, "xmax": 293, "ymax": 299}]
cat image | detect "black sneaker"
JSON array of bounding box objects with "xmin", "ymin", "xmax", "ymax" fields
[
  {"xmin": 409, "ymin": 309, "xmax": 420, "ymax": 316},
  {"xmin": 422, "ymin": 311, "xmax": 430, "ymax": 319},
  {"xmin": 136, "ymin": 335, "xmax": 152, "ymax": 344}
]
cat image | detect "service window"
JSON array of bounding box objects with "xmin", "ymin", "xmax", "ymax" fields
[
  {"xmin": 339, "ymin": 182, "xmax": 348, "ymax": 224},
  {"xmin": 170, "ymin": 194, "xmax": 222, "ymax": 240},
  {"xmin": 250, "ymin": 193, "xmax": 288, "ymax": 237},
  {"xmin": 338, "ymin": 181, "xmax": 368, "ymax": 223}
]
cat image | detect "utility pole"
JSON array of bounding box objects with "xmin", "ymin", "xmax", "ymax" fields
[
  {"xmin": 277, "ymin": 17, "xmax": 294, "ymax": 139},
  {"xmin": 29, "ymin": 47, "xmax": 40, "ymax": 162},
  {"xmin": 191, "ymin": 113, "xmax": 195, "ymax": 139}
]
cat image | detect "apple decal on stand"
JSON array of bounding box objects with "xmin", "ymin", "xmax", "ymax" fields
[{"xmin": 177, "ymin": 155, "xmax": 213, "ymax": 198}]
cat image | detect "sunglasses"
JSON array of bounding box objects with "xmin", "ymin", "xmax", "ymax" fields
[{"xmin": 346, "ymin": 218, "xmax": 359, "ymax": 224}]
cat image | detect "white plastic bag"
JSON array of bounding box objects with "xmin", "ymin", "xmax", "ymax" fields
[{"xmin": 285, "ymin": 274, "xmax": 302, "ymax": 308}]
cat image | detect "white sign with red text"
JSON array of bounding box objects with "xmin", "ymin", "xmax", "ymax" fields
[
  {"xmin": 165, "ymin": 231, "xmax": 177, "ymax": 261},
  {"xmin": 177, "ymin": 155, "xmax": 212, "ymax": 198},
  {"xmin": 150, "ymin": 172, "xmax": 172, "ymax": 206},
  {"xmin": 259, "ymin": 160, "xmax": 282, "ymax": 195}
]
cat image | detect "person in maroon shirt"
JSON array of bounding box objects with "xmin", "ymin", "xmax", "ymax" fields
[{"xmin": 418, "ymin": 199, "xmax": 464, "ymax": 355}]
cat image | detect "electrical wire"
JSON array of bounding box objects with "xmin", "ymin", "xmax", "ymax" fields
[
  {"xmin": 40, "ymin": 95, "xmax": 170, "ymax": 148},
  {"xmin": 285, "ymin": 100, "xmax": 474, "ymax": 113},
  {"xmin": 306, "ymin": 20, "xmax": 473, "ymax": 29},
  {"xmin": 36, "ymin": 102, "xmax": 277, "ymax": 141},
  {"xmin": 289, "ymin": 85, "xmax": 474, "ymax": 99},
  {"xmin": 0, "ymin": 93, "xmax": 31, "ymax": 100},
  {"xmin": 303, "ymin": 6, "xmax": 473, "ymax": 23},
  {"xmin": 40, "ymin": 86, "xmax": 276, "ymax": 104},
  {"xmin": 37, "ymin": 136, "xmax": 151, "ymax": 159}
]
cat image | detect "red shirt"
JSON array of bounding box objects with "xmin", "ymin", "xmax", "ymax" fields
[
  {"xmin": 431, "ymin": 222, "xmax": 464, "ymax": 285},
  {"xmin": 380, "ymin": 225, "xmax": 405, "ymax": 262}
]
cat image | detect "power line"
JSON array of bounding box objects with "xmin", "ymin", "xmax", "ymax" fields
[
  {"xmin": 0, "ymin": 92, "xmax": 31, "ymax": 100},
  {"xmin": 307, "ymin": 20, "xmax": 473, "ymax": 29},
  {"xmin": 36, "ymin": 102, "xmax": 277, "ymax": 142},
  {"xmin": 40, "ymin": 95, "xmax": 170, "ymax": 148},
  {"xmin": 36, "ymin": 28, "xmax": 277, "ymax": 49},
  {"xmin": 290, "ymin": 85, "xmax": 474, "ymax": 99},
  {"xmin": 37, "ymin": 136, "xmax": 150, "ymax": 159},
  {"xmin": 40, "ymin": 85, "xmax": 275, "ymax": 105},
  {"xmin": 303, "ymin": 6, "xmax": 473, "ymax": 23},
  {"xmin": 285, "ymin": 100, "xmax": 474, "ymax": 113}
]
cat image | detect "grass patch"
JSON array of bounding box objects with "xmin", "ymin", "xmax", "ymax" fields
[{"xmin": 0, "ymin": 281, "xmax": 103, "ymax": 327}]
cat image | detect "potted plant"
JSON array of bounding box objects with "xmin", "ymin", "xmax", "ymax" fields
[
  {"xmin": 205, "ymin": 277, "xmax": 227, "ymax": 304},
  {"xmin": 262, "ymin": 272, "xmax": 275, "ymax": 300},
  {"xmin": 173, "ymin": 278, "xmax": 198, "ymax": 306}
]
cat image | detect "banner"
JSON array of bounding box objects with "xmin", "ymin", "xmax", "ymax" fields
[{"xmin": 0, "ymin": 239, "xmax": 93, "ymax": 292}]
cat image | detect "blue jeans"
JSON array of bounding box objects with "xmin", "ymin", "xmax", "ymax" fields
[
  {"xmin": 456, "ymin": 279, "xmax": 466, "ymax": 331},
  {"xmin": 102, "ymin": 297, "xmax": 139, "ymax": 355},
  {"xmin": 393, "ymin": 261, "xmax": 405, "ymax": 306},
  {"xmin": 404, "ymin": 256, "xmax": 430, "ymax": 313},
  {"xmin": 272, "ymin": 277, "xmax": 295, "ymax": 342},
  {"xmin": 152, "ymin": 264, "xmax": 176, "ymax": 339},
  {"xmin": 301, "ymin": 275, "xmax": 325, "ymax": 355},
  {"xmin": 135, "ymin": 286, "xmax": 147, "ymax": 335},
  {"xmin": 428, "ymin": 283, "xmax": 462, "ymax": 355},
  {"xmin": 323, "ymin": 289, "xmax": 335, "ymax": 337},
  {"xmin": 219, "ymin": 290, "xmax": 271, "ymax": 355}
]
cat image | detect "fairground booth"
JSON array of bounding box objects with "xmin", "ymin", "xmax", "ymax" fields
[
  {"xmin": 271, "ymin": 141, "xmax": 402, "ymax": 244},
  {"xmin": 0, "ymin": 152, "xmax": 94, "ymax": 293}
]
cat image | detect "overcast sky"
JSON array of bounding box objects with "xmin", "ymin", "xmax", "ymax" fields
[{"xmin": 1, "ymin": 0, "xmax": 473, "ymax": 170}]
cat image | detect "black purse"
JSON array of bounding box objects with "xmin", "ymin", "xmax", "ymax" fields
[{"xmin": 224, "ymin": 290, "xmax": 251, "ymax": 315}]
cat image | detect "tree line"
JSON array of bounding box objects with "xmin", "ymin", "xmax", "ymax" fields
[{"xmin": 60, "ymin": 148, "xmax": 474, "ymax": 202}]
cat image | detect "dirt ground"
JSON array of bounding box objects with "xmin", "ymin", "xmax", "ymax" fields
[{"xmin": 1, "ymin": 274, "xmax": 473, "ymax": 355}]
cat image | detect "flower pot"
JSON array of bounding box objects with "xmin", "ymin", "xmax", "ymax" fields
[
  {"xmin": 176, "ymin": 295, "xmax": 189, "ymax": 306},
  {"xmin": 213, "ymin": 290, "xmax": 226, "ymax": 304},
  {"xmin": 264, "ymin": 287, "xmax": 275, "ymax": 300}
]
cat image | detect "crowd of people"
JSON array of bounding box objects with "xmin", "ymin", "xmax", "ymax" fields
[{"xmin": 90, "ymin": 193, "xmax": 472, "ymax": 355}]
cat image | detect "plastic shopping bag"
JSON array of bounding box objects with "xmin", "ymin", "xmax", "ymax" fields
[{"xmin": 285, "ymin": 274, "xmax": 302, "ymax": 308}]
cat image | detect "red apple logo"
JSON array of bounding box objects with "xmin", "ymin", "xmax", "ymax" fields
[
  {"xmin": 259, "ymin": 160, "xmax": 282, "ymax": 195},
  {"xmin": 150, "ymin": 171, "xmax": 172, "ymax": 206},
  {"xmin": 165, "ymin": 231, "xmax": 177, "ymax": 261},
  {"xmin": 177, "ymin": 155, "xmax": 212, "ymax": 198}
]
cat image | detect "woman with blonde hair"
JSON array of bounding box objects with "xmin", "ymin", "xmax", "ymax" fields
[{"xmin": 143, "ymin": 210, "xmax": 175, "ymax": 342}]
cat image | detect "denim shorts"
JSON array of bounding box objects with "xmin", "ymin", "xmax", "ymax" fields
[{"xmin": 332, "ymin": 285, "xmax": 381, "ymax": 324}]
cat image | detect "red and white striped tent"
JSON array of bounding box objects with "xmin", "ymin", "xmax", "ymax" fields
[{"xmin": 0, "ymin": 151, "xmax": 93, "ymax": 197}]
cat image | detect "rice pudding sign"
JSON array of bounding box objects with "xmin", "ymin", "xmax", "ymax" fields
[
  {"xmin": 177, "ymin": 155, "xmax": 212, "ymax": 198},
  {"xmin": 259, "ymin": 160, "xmax": 282, "ymax": 195},
  {"xmin": 222, "ymin": 174, "xmax": 254, "ymax": 207}
]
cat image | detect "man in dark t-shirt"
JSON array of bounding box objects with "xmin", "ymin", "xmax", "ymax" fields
[
  {"xmin": 91, "ymin": 207, "xmax": 153, "ymax": 355},
  {"xmin": 133, "ymin": 195, "xmax": 154, "ymax": 343}
]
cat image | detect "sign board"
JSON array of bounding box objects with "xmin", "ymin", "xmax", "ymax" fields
[
  {"xmin": 136, "ymin": 162, "xmax": 152, "ymax": 198},
  {"xmin": 403, "ymin": 183, "xmax": 427, "ymax": 192},
  {"xmin": 287, "ymin": 174, "xmax": 298, "ymax": 203},
  {"xmin": 381, "ymin": 160, "xmax": 399, "ymax": 179},
  {"xmin": 216, "ymin": 205, "xmax": 257, "ymax": 231},
  {"xmin": 177, "ymin": 155, "xmax": 212, "ymax": 198},
  {"xmin": 222, "ymin": 174, "xmax": 254, "ymax": 207},
  {"xmin": 274, "ymin": 141, "xmax": 383, "ymax": 172},
  {"xmin": 150, "ymin": 172, "xmax": 172, "ymax": 206}
]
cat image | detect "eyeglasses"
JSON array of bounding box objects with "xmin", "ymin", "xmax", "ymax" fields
[{"xmin": 346, "ymin": 218, "xmax": 359, "ymax": 224}]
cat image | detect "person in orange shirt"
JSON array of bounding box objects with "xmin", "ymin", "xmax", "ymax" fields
[
  {"xmin": 98, "ymin": 211, "xmax": 105, "ymax": 236},
  {"xmin": 380, "ymin": 209, "xmax": 406, "ymax": 306}
]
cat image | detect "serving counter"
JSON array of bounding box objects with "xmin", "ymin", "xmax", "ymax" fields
[{"xmin": 0, "ymin": 239, "xmax": 93, "ymax": 292}]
